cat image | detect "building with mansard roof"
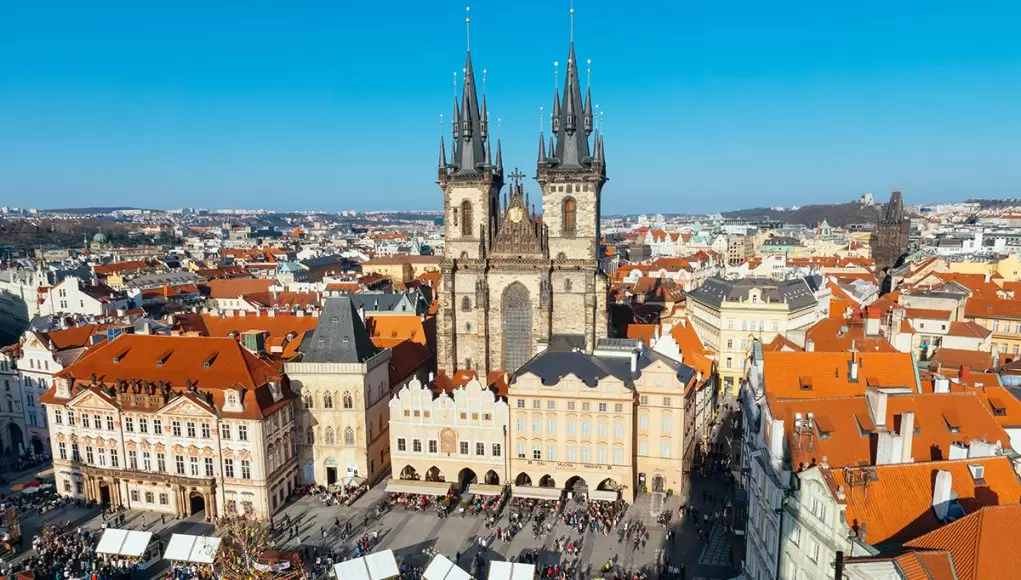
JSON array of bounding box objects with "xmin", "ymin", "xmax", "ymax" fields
[{"xmin": 435, "ymin": 22, "xmax": 608, "ymax": 375}]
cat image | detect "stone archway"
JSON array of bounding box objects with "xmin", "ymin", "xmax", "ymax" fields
[
  {"xmin": 30, "ymin": 434, "xmax": 44, "ymax": 455},
  {"xmin": 484, "ymin": 470, "xmax": 500, "ymax": 485},
  {"xmin": 652, "ymin": 475, "xmax": 666, "ymax": 493},
  {"xmin": 425, "ymin": 466, "xmax": 444, "ymax": 482},
  {"xmin": 565, "ymin": 476, "xmax": 588, "ymax": 494},
  {"xmin": 539, "ymin": 474, "xmax": 556, "ymax": 488},
  {"xmin": 458, "ymin": 468, "xmax": 478, "ymax": 491},
  {"xmin": 515, "ymin": 472, "xmax": 532, "ymax": 486},
  {"xmin": 7, "ymin": 423, "xmax": 23, "ymax": 456},
  {"xmin": 597, "ymin": 478, "xmax": 620, "ymax": 491},
  {"xmin": 189, "ymin": 491, "xmax": 206, "ymax": 516},
  {"xmin": 400, "ymin": 465, "xmax": 419, "ymax": 480}
]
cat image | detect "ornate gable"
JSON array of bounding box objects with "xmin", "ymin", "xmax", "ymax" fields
[
  {"xmin": 491, "ymin": 173, "xmax": 547, "ymax": 259},
  {"xmin": 159, "ymin": 394, "xmax": 216, "ymax": 418},
  {"xmin": 68, "ymin": 388, "xmax": 118, "ymax": 411}
]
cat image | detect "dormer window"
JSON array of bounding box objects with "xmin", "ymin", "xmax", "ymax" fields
[{"xmin": 968, "ymin": 463, "xmax": 985, "ymax": 484}]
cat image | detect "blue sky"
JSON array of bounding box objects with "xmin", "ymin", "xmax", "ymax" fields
[{"xmin": 2, "ymin": 1, "xmax": 1020, "ymax": 214}]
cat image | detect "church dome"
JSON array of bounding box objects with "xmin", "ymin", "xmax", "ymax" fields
[{"xmin": 92, "ymin": 232, "xmax": 108, "ymax": 243}]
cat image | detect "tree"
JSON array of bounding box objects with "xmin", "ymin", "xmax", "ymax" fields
[{"xmin": 214, "ymin": 517, "xmax": 292, "ymax": 580}]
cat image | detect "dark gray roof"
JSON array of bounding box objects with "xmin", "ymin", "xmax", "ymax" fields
[
  {"xmin": 349, "ymin": 291, "xmax": 425, "ymax": 315},
  {"xmin": 515, "ymin": 335, "xmax": 694, "ymax": 388},
  {"xmin": 298, "ymin": 297, "xmax": 379, "ymax": 364},
  {"xmin": 688, "ymin": 276, "xmax": 818, "ymax": 311},
  {"xmin": 300, "ymin": 255, "xmax": 349, "ymax": 269}
]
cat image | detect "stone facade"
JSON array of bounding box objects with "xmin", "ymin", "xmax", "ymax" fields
[
  {"xmin": 873, "ymin": 190, "xmax": 910, "ymax": 277},
  {"xmin": 436, "ymin": 41, "xmax": 609, "ymax": 375}
]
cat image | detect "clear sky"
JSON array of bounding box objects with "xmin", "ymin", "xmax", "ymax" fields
[{"xmin": 2, "ymin": 1, "xmax": 1020, "ymax": 214}]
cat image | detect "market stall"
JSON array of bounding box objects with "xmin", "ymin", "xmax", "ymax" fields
[
  {"xmin": 163, "ymin": 533, "xmax": 222, "ymax": 564},
  {"xmin": 510, "ymin": 485, "xmax": 562, "ymax": 500},
  {"xmin": 96, "ymin": 528, "xmax": 162, "ymax": 569},
  {"xmin": 384, "ymin": 479, "xmax": 454, "ymax": 496},
  {"xmin": 488, "ymin": 561, "xmax": 536, "ymax": 580},
  {"xmin": 423, "ymin": 554, "xmax": 472, "ymax": 580},
  {"xmin": 332, "ymin": 549, "xmax": 400, "ymax": 580}
]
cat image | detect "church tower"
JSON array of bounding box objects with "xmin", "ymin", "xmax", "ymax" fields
[{"xmin": 437, "ymin": 9, "xmax": 505, "ymax": 374}]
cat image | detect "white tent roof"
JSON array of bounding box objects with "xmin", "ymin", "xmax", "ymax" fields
[
  {"xmin": 488, "ymin": 561, "xmax": 536, "ymax": 580},
  {"xmin": 511, "ymin": 485, "xmax": 561, "ymax": 500},
  {"xmin": 332, "ymin": 549, "xmax": 399, "ymax": 580},
  {"xmin": 96, "ymin": 528, "xmax": 154, "ymax": 558},
  {"xmin": 589, "ymin": 489, "xmax": 619, "ymax": 502},
  {"xmin": 163, "ymin": 534, "xmax": 222, "ymax": 564},
  {"xmin": 423, "ymin": 554, "xmax": 472, "ymax": 580}
]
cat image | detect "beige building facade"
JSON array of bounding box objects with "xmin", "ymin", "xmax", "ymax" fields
[
  {"xmin": 388, "ymin": 376, "xmax": 509, "ymax": 489},
  {"xmin": 40, "ymin": 334, "xmax": 299, "ymax": 520}
]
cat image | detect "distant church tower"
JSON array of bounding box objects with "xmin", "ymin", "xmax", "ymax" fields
[
  {"xmin": 873, "ymin": 189, "xmax": 910, "ymax": 279},
  {"xmin": 436, "ymin": 9, "xmax": 608, "ymax": 374}
]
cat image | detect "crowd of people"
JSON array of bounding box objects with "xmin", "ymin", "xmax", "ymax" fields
[
  {"xmin": 300, "ymin": 483, "xmax": 367, "ymax": 507},
  {"xmin": 163, "ymin": 563, "xmax": 216, "ymax": 579},
  {"xmin": 5, "ymin": 524, "xmax": 141, "ymax": 580},
  {"xmin": 562, "ymin": 498, "xmax": 627, "ymax": 535},
  {"xmin": 383, "ymin": 492, "xmax": 443, "ymax": 511}
]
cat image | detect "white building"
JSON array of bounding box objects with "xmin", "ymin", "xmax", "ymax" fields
[{"xmin": 39, "ymin": 276, "xmax": 130, "ymax": 317}]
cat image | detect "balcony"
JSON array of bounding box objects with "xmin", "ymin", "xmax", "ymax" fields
[{"xmin": 79, "ymin": 464, "xmax": 215, "ymax": 488}]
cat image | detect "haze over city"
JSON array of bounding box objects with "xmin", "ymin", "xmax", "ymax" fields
[{"xmin": 3, "ymin": 0, "xmax": 1021, "ymax": 213}]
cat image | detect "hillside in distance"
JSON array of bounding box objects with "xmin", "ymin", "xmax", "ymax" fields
[{"xmin": 723, "ymin": 202, "xmax": 883, "ymax": 227}]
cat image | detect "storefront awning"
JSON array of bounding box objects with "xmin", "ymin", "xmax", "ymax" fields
[
  {"xmin": 467, "ymin": 483, "xmax": 504, "ymax": 496},
  {"xmin": 511, "ymin": 485, "xmax": 562, "ymax": 500},
  {"xmin": 589, "ymin": 489, "xmax": 619, "ymax": 502},
  {"xmin": 385, "ymin": 479, "xmax": 453, "ymax": 496},
  {"xmin": 163, "ymin": 534, "xmax": 222, "ymax": 564},
  {"xmin": 332, "ymin": 549, "xmax": 399, "ymax": 580}
]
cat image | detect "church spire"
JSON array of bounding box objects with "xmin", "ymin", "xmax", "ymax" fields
[
  {"xmin": 495, "ymin": 138, "xmax": 503, "ymax": 174},
  {"xmin": 537, "ymin": 129, "xmax": 546, "ymax": 164},
  {"xmin": 450, "ymin": 6, "xmax": 486, "ymax": 175},
  {"xmin": 549, "ymin": 9, "xmax": 592, "ymax": 168},
  {"xmin": 438, "ymin": 136, "xmax": 447, "ymax": 170}
]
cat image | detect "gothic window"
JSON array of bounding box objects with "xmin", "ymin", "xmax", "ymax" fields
[
  {"xmin": 461, "ymin": 200, "xmax": 473, "ymax": 237},
  {"xmin": 325, "ymin": 427, "xmax": 335, "ymax": 445},
  {"xmin": 344, "ymin": 427, "xmax": 355, "ymax": 446},
  {"xmin": 453, "ymin": 207, "xmax": 459, "ymax": 227},
  {"xmin": 303, "ymin": 394, "xmax": 312, "ymax": 409},
  {"xmin": 557, "ymin": 252, "xmax": 567, "ymax": 261},
  {"xmin": 461, "ymin": 296, "xmax": 471, "ymax": 311},
  {"xmin": 565, "ymin": 279, "xmax": 573, "ymax": 292},
  {"xmin": 323, "ymin": 392, "xmax": 333, "ymax": 409},
  {"xmin": 305, "ymin": 426, "xmax": 314, "ymax": 445},
  {"xmin": 502, "ymin": 282, "xmax": 532, "ymax": 372},
  {"xmin": 342, "ymin": 391, "xmax": 353, "ymax": 409},
  {"xmin": 563, "ymin": 197, "xmax": 577, "ymax": 233}
]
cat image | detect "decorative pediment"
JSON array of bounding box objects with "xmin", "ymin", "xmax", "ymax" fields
[
  {"xmin": 69, "ymin": 434, "xmax": 78, "ymax": 444},
  {"xmin": 106, "ymin": 439, "xmax": 118, "ymax": 449},
  {"xmin": 222, "ymin": 448, "xmax": 234, "ymax": 459},
  {"xmin": 491, "ymin": 179, "xmax": 546, "ymax": 258},
  {"xmin": 160, "ymin": 396, "xmax": 215, "ymax": 418},
  {"xmin": 238, "ymin": 449, "xmax": 253, "ymax": 460},
  {"xmin": 187, "ymin": 445, "xmax": 200, "ymax": 457},
  {"xmin": 95, "ymin": 436, "xmax": 105, "ymax": 446},
  {"xmin": 125, "ymin": 440, "xmax": 137, "ymax": 451},
  {"xmin": 202, "ymin": 447, "xmax": 215, "ymax": 458},
  {"xmin": 172, "ymin": 444, "xmax": 185, "ymax": 454},
  {"xmin": 55, "ymin": 432, "xmax": 66, "ymax": 443},
  {"xmin": 154, "ymin": 443, "xmax": 166, "ymax": 453},
  {"xmin": 68, "ymin": 390, "xmax": 117, "ymax": 411},
  {"xmin": 140, "ymin": 440, "xmax": 152, "ymax": 451},
  {"xmin": 82, "ymin": 436, "xmax": 93, "ymax": 445}
]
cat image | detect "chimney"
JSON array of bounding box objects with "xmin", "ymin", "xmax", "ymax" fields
[
  {"xmin": 850, "ymin": 355, "xmax": 859, "ymax": 382},
  {"xmin": 865, "ymin": 315, "xmax": 880, "ymax": 337},
  {"xmin": 805, "ymin": 339, "xmax": 815, "ymax": 352},
  {"xmin": 899, "ymin": 411, "xmax": 914, "ymax": 462},
  {"xmin": 866, "ymin": 388, "xmax": 888, "ymax": 428},
  {"xmin": 630, "ymin": 351, "xmax": 638, "ymax": 373},
  {"xmin": 959, "ymin": 366, "xmax": 971, "ymax": 385},
  {"xmin": 875, "ymin": 431, "xmax": 903, "ymax": 465},
  {"xmin": 985, "ymin": 271, "xmax": 991, "ymax": 283},
  {"xmin": 934, "ymin": 377, "xmax": 950, "ymax": 393},
  {"xmin": 932, "ymin": 470, "xmax": 953, "ymax": 521}
]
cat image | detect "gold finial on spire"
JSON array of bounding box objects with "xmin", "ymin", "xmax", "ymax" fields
[{"xmin": 465, "ymin": 5, "xmax": 471, "ymax": 51}]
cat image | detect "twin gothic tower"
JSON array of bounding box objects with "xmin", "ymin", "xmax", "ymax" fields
[{"xmin": 436, "ymin": 30, "xmax": 609, "ymax": 374}]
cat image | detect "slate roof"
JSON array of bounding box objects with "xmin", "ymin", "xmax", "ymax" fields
[
  {"xmin": 298, "ymin": 297, "xmax": 379, "ymax": 364},
  {"xmin": 515, "ymin": 336, "xmax": 694, "ymax": 388},
  {"xmin": 688, "ymin": 276, "xmax": 818, "ymax": 311}
]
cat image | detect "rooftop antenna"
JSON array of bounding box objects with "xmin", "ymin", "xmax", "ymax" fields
[{"xmin": 465, "ymin": 5, "xmax": 471, "ymax": 51}]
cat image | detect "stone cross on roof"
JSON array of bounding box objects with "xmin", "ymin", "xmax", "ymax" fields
[{"xmin": 508, "ymin": 168, "xmax": 526, "ymax": 186}]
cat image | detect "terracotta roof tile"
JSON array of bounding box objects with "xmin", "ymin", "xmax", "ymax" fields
[
  {"xmin": 964, "ymin": 298, "xmax": 1021, "ymax": 321},
  {"xmin": 43, "ymin": 325, "xmax": 105, "ymax": 351},
  {"xmin": 826, "ymin": 456, "xmax": 1021, "ymax": 547},
  {"xmin": 176, "ymin": 312, "xmax": 319, "ymax": 360},
  {"xmin": 203, "ymin": 278, "xmax": 274, "ymax": 299},
  {"xmin": 763, "ymin": 351, "xmax": 918, "ymax": 398},
  {"xmin": 904, "ymin": 503, "xmax": 1021, "ymax": 580},
  {"xmin": 928, "ymin": 349, "xmax": 994, "ymax": 373},
  {"xmin": 805, "ymin": 318, "xmax": 896, "ymax": 353},
  {"xmin": 906, "ymin": 308, "xmax": 953, "ymax": 320}
]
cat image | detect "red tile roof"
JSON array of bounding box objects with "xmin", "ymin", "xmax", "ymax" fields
[{"xmin": 904, "ymin": 504, "xmax": 1021, "ymax": 580}]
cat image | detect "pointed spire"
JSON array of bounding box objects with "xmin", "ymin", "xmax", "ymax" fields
[
  {"xmin": 548, "ymin": 135, "xmax": 556, "ymax": 162},
  {"xmin": 485, "ymin": 135, "xmax": 492, "ymax": 167},
  {"xmin": 480, "ymin": 94, "xmax": 489, "ymax": 140},
  {"xmin": 583, "ymin": 84, "xmax": 593, "ymax": 135},
  {"xmin": 452, "ymin": 96, "xmax": 460, "ymax": 141},
  {"xmin": 439, "ymin": 136, "xmax": 447, "ymax": 169},
  {"xmin": 537, "ymin": 130, "xmax": 547, "ymax": 164},
  {"xmin": 592, "ymin": 129, "xmax": 600, "ymax": 162},
  {"xmin": 552, "ymin": 88, "xmax": 561, "ymax": 133},
  {"xmin": 495, "ymin": 138, "xmax": 503, "ymax": 173}
]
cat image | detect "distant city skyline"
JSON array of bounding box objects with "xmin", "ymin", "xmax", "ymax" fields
[{"xmin": 2, "ymin": 1, "xmax": 1020, "ymax": 213}]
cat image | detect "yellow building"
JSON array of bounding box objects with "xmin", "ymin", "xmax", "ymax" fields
[
  {"xmin": 506, "ymin": 337, "xmax": 693, "ymax": 501},
  {"xmin": 949, "ymin": 254, "xmax": 1021, "ymax": 282},
  {"xmin": 964, "ymin": 297, "xmax": 1021, "ymax": 361},
  {"xmin": 687, "ymin": 277, "xmax": 826, "ymax": 395},
  {"xmin": 362, "ymin": 256, "xmax": 441, "ymax": 288}
]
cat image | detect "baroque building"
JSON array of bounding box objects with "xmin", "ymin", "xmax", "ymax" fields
[{"xmin": 436, "ymin": 30, "xmax": 609, "ymax": 374}]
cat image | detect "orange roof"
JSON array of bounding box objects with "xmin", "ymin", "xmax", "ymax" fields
[
  {"xmin": 177, "ymin": 312, "xmax": 319, "ymax": 360},
  {"xmin": 805, "ymin": 318, "xmax": 897, "ymax": 353},
  {"xmin": 203, "ymin": 278, "xmax": 274, "ymax": 299},
  {"xmin": 649, "ymin": 257, "xmax": 692, "ymax": 272},
  {"xmin": 765, "ymin": 334, "xmax": 804, "ymax": 352},
  {"xmin": 906, "ymin": 308, "xmax": 953, "ymax": 320},
  {"xmin": 928, "ymin": 349, "xmax": 994, "ymax": 373},
  {"xmin": 244, "ymin": 290, "xmax": 321, "ymax": 310},
  {"xmin": 946, "ymin": 321, "xmax": 991, "ymax": 339},
  {"xmin": 367, "ymin": 315, "xmax": 429, "ymax": 347},
  {"xmin": 44, "ymin": 325, "xmax": 104, "ymax": 351},
  {"xmin": 625, "ymin": 324, "xmax": 657, "ymax": 347},
  {"xmin": 826, "ymin": 456, "xmax": 1021, "ymax": 548},
  {"xmin": 371, "ymin": 338, "xmax": 432, "ymax": 386},
  {"xmin": 964, "ymin": 298, "xmax": 1021, "ymax": 320},
  {"xmin": 42, "ymin": 334, "xmax": 291, "ymax": 420},
  {"xmin": 763, "ymin": 351, "xmax": 918, "ymax": 398},
  {"xmin": 904, "ymin": 504, "xmax": 1021, "ymax": 580},
  {"xmin": 432, "ymin": 369, "xmax": 509, "ymax": 398},
  {"xmin": 670, "ymin": 320, "xmax": 714, "ymax": 377},
  {"xmin": 92, "ymin": 260, "xmax": 153, "ymax": 276},
  {"xmin": 771, "ymin": 391, "xmax": 1011, "ymax": 470}
]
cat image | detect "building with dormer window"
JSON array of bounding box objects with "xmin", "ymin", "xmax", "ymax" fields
[{"xmin": 39, "ymin": 334, "xmax": 299, "ymax": 520}]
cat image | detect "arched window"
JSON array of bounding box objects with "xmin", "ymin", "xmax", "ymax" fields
[
  {"xmin": 502, "ymin": 283, "xmax": 532, "ymax": 372},
  {"xmin": 342, "ymin": 391, "xmax": 353, "ymax": 409},
  {"xmin": 323, "ymin": 393, "xmax": 333, "ymax": 409},
  {"xmin": 303, "ymin": 394, "xmax": 313, "ymax": 409},
  {"xmin": 563, "ymin": 197, "xmax": 577, "ymax": 233},
  {"xmin": 461, "ymin": 296, "xmax": 471, "ymax": 311},
  {"xmin": 324, "ymin": 427, "xmax": 335, "ymax": 445},
  {"xmin": 565, "ymin": 279, "xmax": 573, "ymax": 292},
  {"xmin": 452, "ymin": 207, "xmax": 459, "ymax": 227},
  {"xmin": 344, "ymin": 427, "xmax": 355, "ymax": 446},
  {"xmin": 461, "ymin": 200, "xmax": 473, "ymax": 237},
  {"xmin": 556, "ymin": 252, "xmax": 567, "ymax": 261},
  {"xmin": 305, "ymin": 426, "xmax": 314, "ymax": 445}
]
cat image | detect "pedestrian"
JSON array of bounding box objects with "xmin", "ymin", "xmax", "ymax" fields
[
  {"xmin": 161, "ymin": 514, "xmax": 166, "ymax": 525},
  {"xmin": 456, "ymin": 551, "xmax": 461, "ymax": 564}
]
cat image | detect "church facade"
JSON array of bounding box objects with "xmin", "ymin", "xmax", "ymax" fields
[
  {"xmin": 873, "ymin": 189, "xmax": 911, "ymax": 279},
  {"xmin": 436, "ymin": 36, "xmax": 609, "ymax": 374}
]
